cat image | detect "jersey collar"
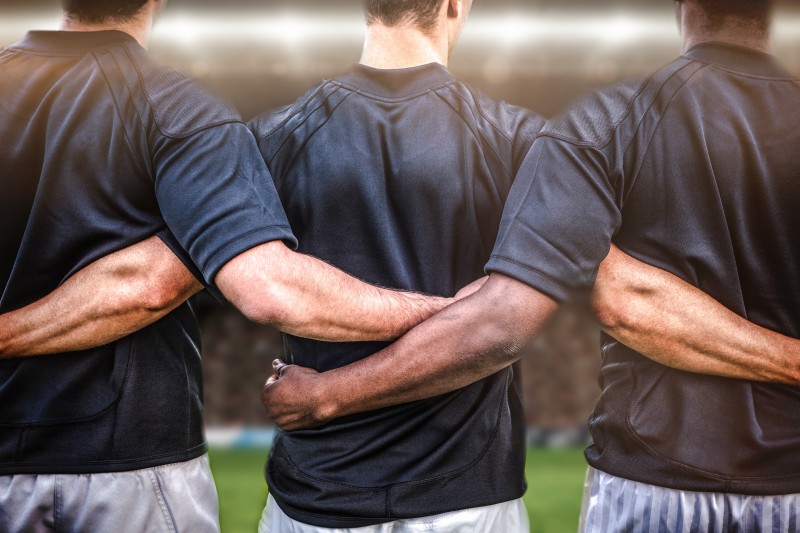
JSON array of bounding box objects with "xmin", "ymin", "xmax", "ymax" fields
[
  {"xmin": 334, "ymin": 62, "xmax": 456, "ymax": 99},
  {"xmin": 16, "ymin": 30, "xmax": 139, "ymax": 53},
  {"xmin": 684, "ymin": 41, "xmax": 793, "ymax": 79}
]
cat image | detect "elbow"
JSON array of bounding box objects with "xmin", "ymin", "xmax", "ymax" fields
[
  {"xmin": 136, "ymin": 271, "xmax": 201, "ymax": 316},
  {"xmin": 232, "ymin": 284, "xmax": 292, "ymax": 328},
  {"xmin": 140, "ymin": 285, "xmax": 183, "ymax": 315},
  {"xmin": 238, "ymin": 300, "xmax": 280, "ymax": 326},
  {"xmin": 591, "ymin": 283, "xmax": 634, "ymax": 333}
]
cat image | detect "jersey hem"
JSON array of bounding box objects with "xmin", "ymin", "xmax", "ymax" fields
[{"xmin": 0, "ymin": 442, "xmax": 208, "ymax": 476}]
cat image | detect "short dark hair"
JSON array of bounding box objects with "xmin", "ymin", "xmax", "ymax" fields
[
  {"xmin": 62, "ymin": 0, "xmax": 150, "ymax": 23},
  {"xmin": 365, "ymin": 0, "xmax": 445, "ymax": 33}
]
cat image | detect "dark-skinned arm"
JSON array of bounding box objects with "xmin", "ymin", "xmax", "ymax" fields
[
  {"xmin": 593, "ymin": 245, "xmax": 800, "ymax": 385},
  {"xmin": 262, "ymin": 247, "xmax": 800, "ymax": 431},
  {"xmin": 261, "ymin": 273, "xmax": 558, "ymax": 430},
  {"xmin": 0, "ymin": 236, "xmax": 202, "ymax": 358}
]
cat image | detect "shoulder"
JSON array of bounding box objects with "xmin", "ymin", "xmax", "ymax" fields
[
  {"xmin": 119, "ymin": 43, "xmax": 242, "ymax": 138},
  {"xmin": 440, "ymin": 80, "xmax": 545, "ymax": 144},
  {"xmin": 541, "ymin": 78, "xmax": 649, "ymax": 148},
  {"xmin": 542, "ymin": 57, "xmax": 700, "ymax": 148},
  {"xmin": 248, "ymin": 80, "xmax": 338, "ymax": 142}
]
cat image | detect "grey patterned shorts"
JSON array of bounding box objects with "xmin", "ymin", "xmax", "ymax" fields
[{"xmin": 580, "ymin": 467, "xmax": 800, "ymax": 533}]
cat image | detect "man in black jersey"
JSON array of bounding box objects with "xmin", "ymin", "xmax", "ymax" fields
[
  {"xmin": 0, "ymin": 0, "xmax": 459, "ymax": 531},
  {"xmin": 261, "ymin": 0, "xmax": 800, "ymax": 531},
  {"xmin": 246, "ymin": 0, "xmax": 539, "ymax": 529}
]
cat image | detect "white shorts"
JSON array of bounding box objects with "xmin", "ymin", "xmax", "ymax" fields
[
  {"xmin": 259, "ymin": 495, "xmax": 530, "ymax": 533},
  {"xmin": 0, "ymin": 454, "xmax": 219, "ymax": 533}
]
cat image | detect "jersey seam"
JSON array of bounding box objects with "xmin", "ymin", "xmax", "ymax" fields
[
  {"xmin": 265, "ymin": 86, "xmax": 353, "ymax": 168},
  {"xmin": 620, "ymin": 63, "xmax": 709, "ymax": 200},
  {"xmin": 539, "ymin": 73, "xmax": 653, "ymax": 149},
  {"xmin": 108, "ymin": 46, "xmax": 156, "ymax": 173},
  {"xmin": 3, "ymin": 45, "xmax": 119, "ymax": 58},
  {"xmin": 331, "ymin": 78, "xmax": 459, "ymax": 103},
  {"xmin": 464, "ymin": 85, "xmax": 515, "ymax": 144},
  {"xmin": 255, "ymin": 82, "xmax": 331, "ymax": 142},
  {"xmin": 540, "ymin": 60, "xmax": 699, "ymax": 150},
  {"xmin": 93, "ymin": 50, "xmax": 152, "ymax": 181},
  {"xmin": 436, "ymin": 86, "xmax": 514, "ymax": 178},
  {"xmin": 274, "ymin": 92, "xmax": 356, "ymax": 176},
  {"xmin": 122, "ymin": 45, "xmax": 243, "ymax": 140}
]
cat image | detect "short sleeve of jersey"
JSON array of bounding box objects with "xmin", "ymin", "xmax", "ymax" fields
[
  {"xmin": 486, "ymin": 135, "xmax": 622, "ymax": 301},
  {"xmin": 152, "ymin": 122, "xmax": 298, "ymax": 284}
]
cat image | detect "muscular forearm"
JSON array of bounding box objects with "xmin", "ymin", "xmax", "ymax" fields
[
  {"xmin": 0, "ymin": 237, "xmax": 202, "ymax": 358},
  {"xmin": 593, "ymin": 245, "xmax": 800, "ymax": 385},
  {"xmin": 264, "ymin": 274, "xmax": 558, "ymax": 428},
  {"xmin": 217, "ymin": 241, "xmax": 451, "ymax": 342}
]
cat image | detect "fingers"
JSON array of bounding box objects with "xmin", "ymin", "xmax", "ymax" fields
[
  {"xmin": 265, "ymin": 359, "xmax": 293, "ymax": 391},
  {"xmin": 272, "ymin": 358, "xmax": 295, "ymax": 377}
]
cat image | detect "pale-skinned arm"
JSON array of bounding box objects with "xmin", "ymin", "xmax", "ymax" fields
[
  {"xmin": 0, "ymin": 236, "xmax": 202, "ymax": 358},
  {"xmin": 261, "ymin": 273, "xmax": 558, "ymax": 430},
  {"xmin": 592, "ymin": 245, "xmax": 800, "ymax": 385},
  {"xmin": 0, "ymin": 238, "xmax": 453, "ymax": 359},
  {"xmin": 215, "ymin": 241, "xmax": 453, "ymax": 343}
]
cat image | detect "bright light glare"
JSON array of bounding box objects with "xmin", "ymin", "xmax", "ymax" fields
[
  {"xmin": 462, "ymin": 13, "xmax": 678, "ymax": 48},
  {"xmin": 152, "ymin": 12, "xmax": 365, "ymax": 49},
  {"xmin": 3, "ymin": 11, "xmax": 800, "ymax": 51},
  {"xmin": 153, "ymin": 12, "xmax": 679, "ymax": 49}
]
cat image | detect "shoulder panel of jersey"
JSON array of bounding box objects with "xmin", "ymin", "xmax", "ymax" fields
[
  {"xmin": 249, "ymin": 81, "xmax": 351, "ymax": 183},
  {"xmin": 541, "ymin": 57, "xmax": 706, "ymax": 149},
  {"xmin": 248, "ymin": 80, "xmax": 333, "ymax": 166},
  {"xmin": 437, "ymin": 80, "xmax": 545, "ymax": 177},
  {"xmin": 540, "ymin": 57, "xmax": 707, "ymax": 206},
  {"xmin": 104, "ymin": 42, "xmax": 242, "ymax": 139}
]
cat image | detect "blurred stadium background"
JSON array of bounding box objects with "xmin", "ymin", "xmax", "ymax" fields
[{"xmin": 3, "ymin": 1, "xmax": 800, "ymax": 531}]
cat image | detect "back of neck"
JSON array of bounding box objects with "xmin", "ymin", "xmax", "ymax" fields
[
  {"xmin": 682, "ymin": 13, "xmax": 771, "ymax": 54},
  {"xmin": 360, "ymin": 22, "xmax": 448, "ymax": 69},
  {"xmin": 60, "ymin": 15, "xmax": 151, "ymax": 49}
]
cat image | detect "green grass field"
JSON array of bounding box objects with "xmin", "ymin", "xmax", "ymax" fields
[{"xmin": 209, "ymin": 447, "xmax": 587, "ymax": 533}]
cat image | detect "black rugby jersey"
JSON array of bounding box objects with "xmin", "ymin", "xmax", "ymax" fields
[
  {"xmin": 0, "ymin": 31, "xmax": 295, "ymax": 474},
  {"xmin": 487, "ymin": 42, "xmax": 800, "ymax": 494},
  {"xmin": 250, "ymin": 63, "xmax": 544, "ymax": 527}
]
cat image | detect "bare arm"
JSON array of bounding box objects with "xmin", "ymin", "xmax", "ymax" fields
[
  {"xmin": 261, "ymin": 273, "xmax": 558, "ymax": 430},
  {"xmin": 593, "ymin": 245, "xmax": 800, "ymax": 385},
  {"xmin": 0, "ymin": 236, "xmax": 202, "ymax": 359},
  {"xmin": 0, "ymin": 238, "xmax": 451, "ymax": 359},
  {"xmin": 215, "ymin": 241, "xmax": 452, "ymax": 342}
]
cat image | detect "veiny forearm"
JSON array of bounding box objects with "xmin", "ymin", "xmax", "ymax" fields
[
  {"xmin": 594, "ymin": 245, "xmax": 800, "ymax": 385},
  {"xmin": 217, "ymin": 242, "xmax": 451, "ymax": 342},
  {"xmin": 0, "ymin": 237, "xmax": 202, "ymax": 358},
  {"xmin": 313, "ymin": 274, "xmax": 558, "ymax": 420}
]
